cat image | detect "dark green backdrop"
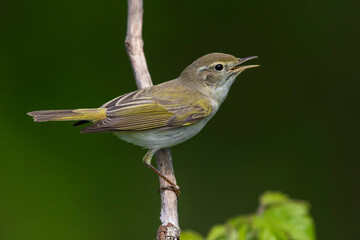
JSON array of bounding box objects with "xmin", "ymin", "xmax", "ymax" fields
[{"xmin": 1, "ymin": 0, "xmax": 359, "ymax": 239}]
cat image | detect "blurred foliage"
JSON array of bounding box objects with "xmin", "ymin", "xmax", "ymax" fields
[{"xmin": 182, "ymin": 192, "xmax": 315, "ymax": 240}]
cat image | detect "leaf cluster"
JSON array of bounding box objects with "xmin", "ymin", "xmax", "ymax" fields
[{"xmin": 181, "ymin": 192, "xmax": 315, "ymax": 240}]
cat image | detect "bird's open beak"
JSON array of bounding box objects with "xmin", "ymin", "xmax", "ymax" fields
[{"xmin": 231, "ymin": 56, "xmax": 259, "ymax": 73}]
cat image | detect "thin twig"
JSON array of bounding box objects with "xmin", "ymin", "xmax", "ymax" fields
[
  {"xmin": 125, "ymin": 0, "xmax": 180, "ymax": 239},
  {"xmin": 156, "ymin": 149, "xmax": 180, "ymax": 239}
]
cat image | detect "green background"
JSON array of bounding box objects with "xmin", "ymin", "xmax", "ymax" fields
[{"xmin": 1, "ymin": 0, "xmax": 359, "ymax": 239}]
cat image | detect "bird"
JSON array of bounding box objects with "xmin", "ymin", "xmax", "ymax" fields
[{"xmin": 28, "ymin": 53, "xmax": 259, "ymax": 194}]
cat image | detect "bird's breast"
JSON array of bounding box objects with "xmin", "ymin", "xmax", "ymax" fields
[{"xmin": 114, "ymin": 116, "xmax": 212, "ymax": 150}]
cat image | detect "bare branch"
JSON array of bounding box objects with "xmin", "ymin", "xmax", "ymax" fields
[
  {"xmin": 125, "ymin": 0, "xmax": 152, "ymax": 89},
  {"xmin": 125, "ymin": 0, "xmax": 180, "ymax": 239},
  {"xmin": 156, "ymin": 149, "xmax": 180, "ymax": 228}
]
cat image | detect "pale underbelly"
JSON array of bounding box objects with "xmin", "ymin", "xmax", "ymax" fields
[{"xmin": 114, "ymin": 119, "xmax": 209, "ymax": 150}]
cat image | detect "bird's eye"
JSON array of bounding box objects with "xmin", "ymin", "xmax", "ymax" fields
[{"xmin": 214, "ymin": 64, "xmax": 224, "ymax": 71}]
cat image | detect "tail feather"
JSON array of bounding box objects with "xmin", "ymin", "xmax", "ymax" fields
[{"xmin": 27, "ymin": 108, "xmax": 106, "ymax": 122}]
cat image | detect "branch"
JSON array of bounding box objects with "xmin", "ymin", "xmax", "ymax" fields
[
  {"xmin": 125, "ymin": 1, "xmax": 180, "ymax": 239},
  {"xmin": 156, "ymin": 149, "xmax": 180, "ymax": 239},
  {"xmin": 125, "ymin": 0, "xmax": 152, "ymax": 89}
]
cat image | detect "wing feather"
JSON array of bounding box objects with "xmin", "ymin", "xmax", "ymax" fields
[{"xmin": 81, "ymin": 85, "xmax": 212, "ymax": 133}]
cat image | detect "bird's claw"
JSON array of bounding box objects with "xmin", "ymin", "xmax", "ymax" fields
[{"xmin": 158, "ymin": 185, "xmax": 181, "ymax": 197}]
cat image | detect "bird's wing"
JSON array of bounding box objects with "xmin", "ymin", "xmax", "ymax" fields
[{"xmin": 81, "ymin": 88, "xmax": 212, "ymax": 133}]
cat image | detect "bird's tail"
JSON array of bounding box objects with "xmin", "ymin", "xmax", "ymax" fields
[{"xmin": 27, "ymin": 108, "xmax": 106, "ymax": 123}]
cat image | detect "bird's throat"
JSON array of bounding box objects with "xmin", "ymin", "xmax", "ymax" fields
[{"xmin": 214, "ymin": 77, "xmax": 236, "ymax": 105}]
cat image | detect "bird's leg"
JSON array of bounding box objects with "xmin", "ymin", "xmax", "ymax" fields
[{"xmin": 143, "ymin": 149, "xmax": 180, "ymax": 196}]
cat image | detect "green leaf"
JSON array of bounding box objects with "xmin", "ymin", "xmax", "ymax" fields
[
  {"xmin": 238, "ymin": 222, "xmax": 256, "ymax": 240},
  {"xmin": 257, "ymin": 226, "xmax": 288, "ymax": 240},
  {"xmin": 226, "ymin": 215, "xmax": 254, "ymax": 240},
  {"xmin": 254, "ymin": 197, "xmax": 315, "ymax": 240},
  {"xmin": 206, "ymin": 225, "xmax": 227, "ymax": 240},
  {"xmin": 227, "ymin": 215, "xmax": 250, "ymax": 229},
  {"xmin": 181, "ymin": 230, "xmax": 204, "ymax": 240},
  {"xmin": 260, "ymin": 192, "xmax": 289, "ymax": 207},
  {"xmin": 183, "ymin": 192, "xmax": 315, "ymax": 240}
]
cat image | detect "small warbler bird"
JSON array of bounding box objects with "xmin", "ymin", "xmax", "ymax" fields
[{"xmin": 28, "ymin": 53, "xmax": 259, "ymax": 193}]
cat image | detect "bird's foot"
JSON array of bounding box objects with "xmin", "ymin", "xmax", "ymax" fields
[{"xmin": 158, "ymin": 185, "xmax": 181, "ymax": 197}]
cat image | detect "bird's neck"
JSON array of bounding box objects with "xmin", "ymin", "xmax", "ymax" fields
[{"xmin": 213, "ymin": 77, "xmax": 236, "ymax": 106}]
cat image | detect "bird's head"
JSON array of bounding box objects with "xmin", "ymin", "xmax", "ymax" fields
[{"xmin": 180, "ymin": 53, "xmax": 259, "ymax": 103}]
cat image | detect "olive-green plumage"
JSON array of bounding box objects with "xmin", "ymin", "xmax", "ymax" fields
[{"xmin": 28, "ymin": 53, "xmax": 259, "ymax": 193}]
